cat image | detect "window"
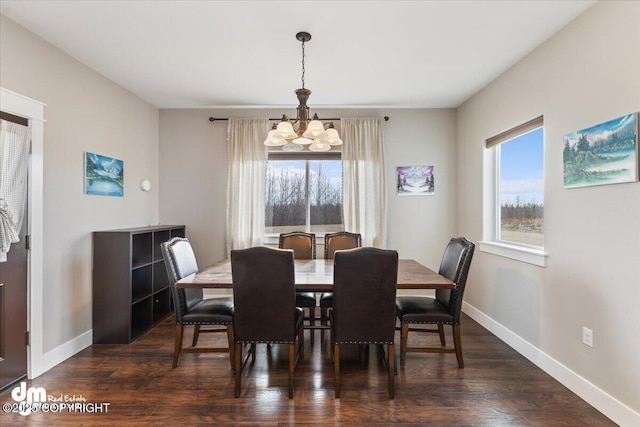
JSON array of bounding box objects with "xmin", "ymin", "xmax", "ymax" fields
[
  {"xmin": 265, "ymin": 155, "xmax": 343, "ymax": 235},
  {"xmin": 482, "ymin": 116, "xmax": 547, "ymax": 266},
  {"xmin": 498, "ymin": 128, "xmax": 544, "ymax": 246}
]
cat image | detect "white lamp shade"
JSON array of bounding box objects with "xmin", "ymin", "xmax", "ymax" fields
[
  {"xmin": 326, "ymin": 128, "xmax": 343, "ymax": 146},
  {"xmin": 274, "ymin": 121, "xmax": 297, "ymax": 139},
  {"xmin": 263, "ymin": 130, "xmax": 287, "ymax": 146},
  {"xmin": 293, "ymin": 137, "xmax": 313, "ymax": 145},
  {"xmin": 302, "ymin": 120, "xmax": 328, "ymax": 139},
  {"xmin": 309, "ymin": 141, "xmax": 331, "ymax": 152},
  {"xmin": 282, "ymin": 142, "xmax": 304, "ymax": 152}
]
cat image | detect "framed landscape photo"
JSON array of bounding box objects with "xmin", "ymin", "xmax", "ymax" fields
[
  {"xmin": 396, "ymin": 165, "xmax": 434, "ymax": 196},
  {"xmin": 563, "ymin": 113, "xmax": 638, "ymax": 189},
  {"xmin": 84, "ymin": 152, "xmax": 124, "ymax": 196}
]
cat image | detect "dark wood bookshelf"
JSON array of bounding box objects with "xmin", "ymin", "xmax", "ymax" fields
[{"xmin": 92, "ymin": 225, "xmax": 185, "ymax": 344}]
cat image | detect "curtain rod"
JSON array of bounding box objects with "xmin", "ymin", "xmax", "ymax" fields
[
  {"xmin": 209, "ymin": 116, "xmax": 389, "ymax": 123},
  {"xmin": 1, "ymin": 111, "xmax": 29, "ymax": 127}
]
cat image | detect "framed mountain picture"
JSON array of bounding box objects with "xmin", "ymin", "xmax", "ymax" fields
[
  {"xmin": 396, "ymin": 165, "xmax": 435, "ymax": 196},
  {"xmin": 563, "ymin": 113, "xmax": 638, "ymax": 188},
  {"xmin": 84, "ymin": 152, "xmax": 124, "ymax": 196}
]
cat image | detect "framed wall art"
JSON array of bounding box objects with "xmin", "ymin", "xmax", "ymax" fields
[
  {"xmin": 84, "ymin": 152, "xmax": 124, "ymax": 196},
  {"xmin": 563, "ymin": 113, "xmax": 638, "ymax": 188},
  {"xmin": 396, "ymin": 165, "xmax": 434, "ymax": 196}
]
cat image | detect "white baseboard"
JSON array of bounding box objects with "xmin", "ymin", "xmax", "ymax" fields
[
  {"xmin": 30, "ymin": 330, "xmax": 93, "ymax": 379},
  {"xmin": 462, "ymin": 302, "xmax": 640, "ymax": 427}
]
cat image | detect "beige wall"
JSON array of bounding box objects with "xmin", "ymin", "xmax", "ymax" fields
[
  {"xmin": 384, "ymin": 109, "xmax": 457, "ymax": 270},
  {"xmin": 0, "ymin": 16, "xmax": 160, "ymax": 353},
  {"xmin": 457, "ymin": 0, "xmax": 640, "ymax": 418},
  {"xmin": 159, "ymin": 108, "xmax": 457, "ymax": 273}
]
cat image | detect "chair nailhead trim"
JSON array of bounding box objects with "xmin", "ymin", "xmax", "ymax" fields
[
  {"xmin": 399, "ymin": 320, "xmax": 459, "ymax": 325},
  {"xmin": 235, "ymin": 340, "xmax": 295, "ymax": 344},
  {"xmin": 182, "ymin": 321, "xmax": 232, "ymax": 325},
  {"xmin": 334, "ymin": 341, "xmax": 394, "ymax": 344}
]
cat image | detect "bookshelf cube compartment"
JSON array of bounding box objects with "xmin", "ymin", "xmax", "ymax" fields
[
  {"xmin": 153, "ymin": 261, "xmax": 169, "ymax": 293},
  {"xmin": 153, "ymin": 230, "xmax": 171, "ymax": 261},
  {"xmin": 131, "ymin": 297, "xmax": 153, "ymax": 340},
  {"xmin": 132, "ymin": 264, "xmax": 153, "ymax": 302},
  {"xmin": 132, "ymin": 233, "xmax": 152, "ymax": 267},
  {"xmin": 153, "ymin": 288, "xmax": 172, "ymax": 323},
  {"xmin": 171, "ymin": 228, "xmax": 186, "ymax": 238}
]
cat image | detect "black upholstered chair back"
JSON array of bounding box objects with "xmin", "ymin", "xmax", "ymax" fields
[
  {"xmin": 161, "ymin": 237, "xmax": 203, "ymax": 323},
  {"xmin": 332, "ymin": 247, "xmax": 398, "ymax": 344},
  {"xmin": 231, "ymin": 246, "xmax": 297, "ymax": 343},
  {"xmin": 435, "ymin": 237, "xmax": 475, "ymax": 322},
  {"xmin": 279, "ymin": 232, "xmax": 316, "ymax": 259},
  {"xmin": 324, "ymin": 231, "xmax": 362, "ymax": 259}
]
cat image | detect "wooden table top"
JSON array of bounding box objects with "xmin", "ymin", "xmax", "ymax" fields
[{"xmin": 176, "ymin": 258, "xmax": 454, "ymax": 292}]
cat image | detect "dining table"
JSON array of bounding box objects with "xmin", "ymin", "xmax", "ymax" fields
[
  {"xmin": 176, "ymin": 258, "xmax": 455, "ymax": 291},
  {"xmin": 176, "ymin": 257, "xmax": 454, "ymax": 375}
]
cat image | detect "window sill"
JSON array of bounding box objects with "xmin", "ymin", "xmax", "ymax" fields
[
  {"xmin": 264, "ymin": 234, "xmax": 279, "ymax": 246},
  {"xmin": 479, "ymin": 241, "xmax": 548, "ymax": 267}
]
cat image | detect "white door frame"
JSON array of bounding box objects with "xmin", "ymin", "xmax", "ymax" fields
[{"xmin": 1, "ymin": 87, "xmax": 45, "ymax": 378}]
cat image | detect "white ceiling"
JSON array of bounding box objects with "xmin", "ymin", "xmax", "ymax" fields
[{"xmin": 0, "ymin": 0, "xmax": 596, "ymax": 109}]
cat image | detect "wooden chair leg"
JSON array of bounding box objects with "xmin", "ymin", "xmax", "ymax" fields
[
  {"xmin": 192, "ymin": 324, "xmax": 201, "ymax": 347},
  {"xmin": 227, "ymin": 325, "xmax": 235, "ymax": 371},
  {"xmin": 234, "ymin": 343, "xmax": 242, "ymax": 397},
  {"xmin": 329, "ymin": 331, "xmax": 334, "ymax": 362},
  {"xmin": 173, "ymin": 325, "xmax": 184, "ymax": 369},
  {"xmin": 400, "ymin": 323, "xmax": 408, "ymax": 367},
  {"xmin": 453, "ymin": 324, "xmax": 464, "ymax": 368},
  {"xmin": 334, "ymin": 344, "xmax": 340, "ymax": 398},
  {"xmin": 288, "ymin": 343, "xmax": 295, "ymax": 399},
  {"xmin": 309, "ymin": 307, "xmax": 315, "ymax": 348},
  {"xmin": 251, "ymin": 343, "xmax": 257, "ymax": 362},
  {"xmin": 438, "ymin": 324, "xmax": 446, "ymax": 347},
  {"xmin": 388, "ymin": 343, "xmax": 395, "ymax": 399},
  {"xmin": 320, "ymin": 307, "xmax": 327, "ymax": 345},
  {"xmin": 298, "ymin": 325, "xmax": 304, "ymax": 361}
]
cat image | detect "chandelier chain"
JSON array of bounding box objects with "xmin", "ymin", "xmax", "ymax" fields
[{"xmin": 301, "ymin": 38, "xmax": 306, "ymax": 89}]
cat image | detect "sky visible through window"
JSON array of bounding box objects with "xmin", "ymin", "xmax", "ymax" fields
[
  {"xmin": 265, "ymin": 159, "xmax": 343, "ymax": 233},
  {"xmin": 500, "ymin": 128, "xmax": 544, "ymax": 206}
]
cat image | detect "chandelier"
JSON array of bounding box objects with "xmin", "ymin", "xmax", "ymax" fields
[{"xmin": 263, "ymin": 32, "xmax": 343, "ymax": 152}]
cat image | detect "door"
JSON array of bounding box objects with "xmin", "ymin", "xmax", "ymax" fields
[
  {"xmin": 0, "ymin": 113, "xmax": 30, "ymax": 392},
  {"xmin": 0, "ymin": 207, "xmax": 28, "ymax": 391}
]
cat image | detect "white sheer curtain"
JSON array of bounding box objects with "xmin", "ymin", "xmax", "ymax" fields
[
  {"xmin": 0, "ymin": 119, "xmax": 31, "ymax": 262},
  {"xmin": 341, "ymin": 118, "xmax": 387, "ymax": 247},
  {"xmin": 226, "ymin": 118, "xmax": 270, "ymax": 255}
]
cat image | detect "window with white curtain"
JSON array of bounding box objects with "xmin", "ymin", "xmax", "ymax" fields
[{"xmin": 262, "ymin": 117, "xmax": 387, "ymax": 247}]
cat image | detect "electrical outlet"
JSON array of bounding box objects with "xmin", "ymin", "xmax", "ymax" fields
[{"xmin": 582, "ymin": 327, "xmax": 593, "ymax": 347}]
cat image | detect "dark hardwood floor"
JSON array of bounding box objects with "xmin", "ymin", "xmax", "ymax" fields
[{"xmin": 0, "ymin": 313, "xmax": 614, "ymax": 426}]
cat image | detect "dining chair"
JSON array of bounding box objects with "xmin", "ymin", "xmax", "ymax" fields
[
  {"xmin": 324, "ymin": 231, "xmax": 363, "ymax": 259},
  {"xmin": 279, "ymin": 231, "xmax": 318, "ymax": 347},
  {"xmin": 331, "ymin": 247, "xmax": 398, "ymax": 399},
  {"xmin": 230, "ymin": 246, "xmax": 304, "ymax": 398},
  {"xmin": 319, "ymin": 231, "xmax": 362, "ymax": 344},
  {"xmin": 161, "ymin": 237, "xmax": 235, "ymax": 369},
  {"xmin": 395, "ymin": 237, "xmax": 475, "ymax": 368}
]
